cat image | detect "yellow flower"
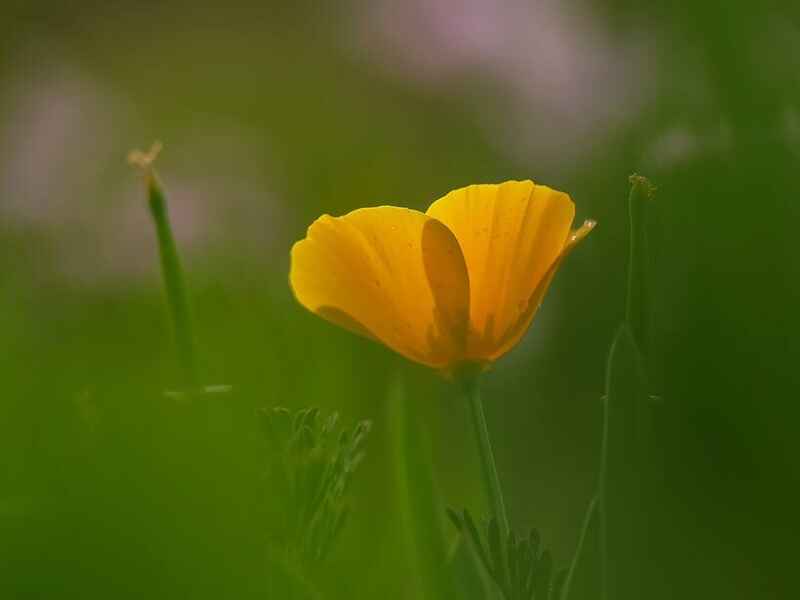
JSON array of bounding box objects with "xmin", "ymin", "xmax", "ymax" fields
[{"xmin": 290, "ymin": 180, "xmax": 595, "ymax": 374}]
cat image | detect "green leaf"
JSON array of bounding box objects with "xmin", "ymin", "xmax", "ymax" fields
[
  {"xmin": 448, "ymin": 510, "xmax": 563, "ymax": 600},
  {"xmin": 447, "ymin": 507, "xmax": 464, "ymax": 532},
  {"xmin": 259, "ymin": 405, "xmax": 370, "ymax": 567},
  {"xmin": 449, "ymin": 536, "xmax": 503, "ymax": 600},
  {"xmin": 463, "ymin": 509, "xmax": 491, "ymax": 575}
]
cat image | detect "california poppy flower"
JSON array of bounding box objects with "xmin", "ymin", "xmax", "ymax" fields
[{"xmin": 290, "ymin": 180, "xmax": 594, "ymax": 374}]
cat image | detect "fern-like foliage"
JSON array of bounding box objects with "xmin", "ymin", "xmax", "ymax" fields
[
  {"xmin": 448, "ymin": 508, "xmax": 565, "ymax": 600},
  {"xmin": 259, "ymin": 406, "xmax": 371, "ymax": 564}
]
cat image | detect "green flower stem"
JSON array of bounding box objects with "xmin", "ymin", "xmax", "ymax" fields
[
  {"xmin": 625, "ymin": 174, "xmax": 655, "ymax": 351},
  {"xmin": 145, "ymin": 171, "xmax": 199, "ymax": 389},
  {"xmin": 462, "ymin": 373, "xmax": 509, "ymax": 540},
  {"xmin": 598, "ymin": 175, "xmax": 655, "ymax": 600},
  {"xmin": 560, "ymin": 494, "xmax": 598, "ymax": 600},
  {"xmin": 599, "ymin": 386, "xmax": 611, "ymax": 600}
]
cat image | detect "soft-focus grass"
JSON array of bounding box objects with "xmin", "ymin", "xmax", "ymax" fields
[{"xmin": 2, "ymin": 2, "xmax": 800, "ymax": 599}]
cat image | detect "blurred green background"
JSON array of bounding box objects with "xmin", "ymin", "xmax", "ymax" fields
[{"xmin": 1, "ymin": 1, "xmax": 799, "ymax": 598}]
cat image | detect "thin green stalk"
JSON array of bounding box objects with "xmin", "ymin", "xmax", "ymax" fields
[
  {"xmin": 390, "ymin": 370, "xmax": 458, "ymax": 599},
  {"xmin": 560, "ymin": 494, "xmax": 598, "ymax": 600},
  {"xmin": 146, "ymin": 172, "xmax": 198, "ymax": 388},
  {"xmin": 625, "ymin": 174, "xmax": 655, "ymax": 351},
  {"xmin": 598, "ymin": 175, "xmax": 655, "ymax": 600},
  {"xmin": 130, "ymin": 144, "xmax": 199, "ymax": 388},
  {"xmin": 462, "ymin": 373, "xmax": 509, "ymax": 540},
  {"xmin": 599, "ymin": 387, "xmax": 610, "ymax": 600}
]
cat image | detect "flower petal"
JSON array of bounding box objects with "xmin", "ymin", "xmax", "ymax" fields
[
  {"xmin": 426, "ymin": 181, "xmax": 575, "ymax": 360},
  {"xmin": 489, "ymin": 219, "xmax": 596, "ymax": 360},
  {"xmin": 290, "ymin": 206, "xmax": 470, "ymax": 368}
]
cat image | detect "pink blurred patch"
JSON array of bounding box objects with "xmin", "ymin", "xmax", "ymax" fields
[
  {"xmin": 0, "ymin": 51, "xmax": 285, "ymax": 286},
  {"xmin": 349, "ymin": 0, "xmax": 659, "ymax": 167}
]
